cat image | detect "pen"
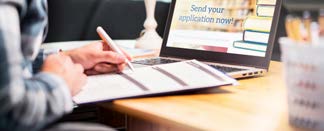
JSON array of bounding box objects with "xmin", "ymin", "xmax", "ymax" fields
[
  {"xmin": 310, "ymin": 22, "xmax": 319, "ymax": 45},
  {"xmin": 285, "ymin": 15, "xmax": 301, "ymax": 42},
  {"xmin": 292, "ymin": 17, "xmax": 303, "ymax": 42},
  {"xmin": 319, "ymin": 9, "xmax": 324, "ymax": 36},
  {"xmin": 285, "ymin": 15, "xmax": 295, "ymax": 41},
  {"xmin": 96, "ymin": 26, "xmax": 135, "ymax": 72},
  {"xmin": 302, "ymin": 11, "xmax": 311, "ymax": 42}
]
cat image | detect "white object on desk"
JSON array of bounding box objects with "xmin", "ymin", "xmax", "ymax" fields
[
  {"xmin": 135, "ymin": 0, "xmax": 163, "ymax": 50},
  {"xmin": 41, "ymin": 40, "xmax": 157, "ymax": 58},
  {"xmin": 73, "ymin": 60, "xmax": 237, "ymax": 104},
  {"xmin": 280, "ymin": 37, "xmax": 324, "ymax": 130},
  {"xmin": 42, "ymin": 40, "xmax": 136, "ymax": 51}
]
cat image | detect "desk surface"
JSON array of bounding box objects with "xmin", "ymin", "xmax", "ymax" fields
[{"xmin": 100, "ymin": 61, "xmax": 306, "ymax": 131}]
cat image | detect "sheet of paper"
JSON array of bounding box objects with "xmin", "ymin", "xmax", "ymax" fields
[
  {"xmin": 73, "ymin": 60, "xmax": 236, "ymax": 104},
  {"xmin": 73, "ymin": 74, "xmax": 145, "ymax": 104},
  {"xmin": 157, "ymin": 61, "xmax": 227, "ymax": 87}
]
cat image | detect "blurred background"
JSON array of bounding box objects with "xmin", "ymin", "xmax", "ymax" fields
[
  {"xmin": 44, "ymin": 0, "xmax": 287, "ymax": 61},
  {"xmin": 45, "ymin": 0, "xmax": 323, "ymax": 130}
]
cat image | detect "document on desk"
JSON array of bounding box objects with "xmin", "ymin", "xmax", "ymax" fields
[{"xmin": 73, "ymin": 60, "xmax": 237, "ymax": 104}]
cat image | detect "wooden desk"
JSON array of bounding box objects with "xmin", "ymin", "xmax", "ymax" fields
[{"xmin": 100, "ymin": 61, "xmax": 308, "ymax": 131}]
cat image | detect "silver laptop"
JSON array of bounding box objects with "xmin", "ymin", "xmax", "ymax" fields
[{"xmin": 133, "ymin": 0, "xmax": 282, "ymax": 79}]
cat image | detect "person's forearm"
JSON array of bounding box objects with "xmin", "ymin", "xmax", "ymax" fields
[
  {"xmin": 0, "ymin": 3, "xmax": 73, "ymax": 131},
  {"xmin": 0, "ymin": 73, "xmax": 73, "ymax": 131},
  {"xmin": 33, "ymin": 48, "xmax": 61, "ymax": 73}
]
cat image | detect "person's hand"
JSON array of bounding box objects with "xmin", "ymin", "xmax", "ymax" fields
[
  {"xmin": 41, "ymin": 54, "xmax": 87, "ymax": 96},
  {"xmin": 63, "ymin": 41, "xmax": 132, "ymax": 75}
]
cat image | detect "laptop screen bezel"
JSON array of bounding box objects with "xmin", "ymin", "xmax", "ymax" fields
[{"xmin": 160, "ymin": 0, "xmax": 282, "ymax": 70}]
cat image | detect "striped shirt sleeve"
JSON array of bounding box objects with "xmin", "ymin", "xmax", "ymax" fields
[{"xmin": 0, "ymin": 2, "xmax": 73, "ymax": 131}]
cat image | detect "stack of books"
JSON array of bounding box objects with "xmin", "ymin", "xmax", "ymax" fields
[{"xmin": 233, "ymin": 0, "xmax": 276, "ymax": 52}]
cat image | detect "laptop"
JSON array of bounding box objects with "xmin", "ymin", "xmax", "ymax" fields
[{"xmin": 133, "ymin": 0, "xmax": 282, "ymax": 79}]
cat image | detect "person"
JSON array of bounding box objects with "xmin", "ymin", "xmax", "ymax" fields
[{"xmin": 0, "ymin": 0, "xmax": 131, "ymax": 130}]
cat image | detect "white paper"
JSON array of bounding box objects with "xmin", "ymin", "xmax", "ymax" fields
[{"xmin": 73, "ymin": 60, "xmax": 236, "ymax": 104}]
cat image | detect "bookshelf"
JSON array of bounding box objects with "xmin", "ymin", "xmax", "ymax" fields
[{"xmin": 284, "ymin": 0, "xmax": 324, "ymax": 11}]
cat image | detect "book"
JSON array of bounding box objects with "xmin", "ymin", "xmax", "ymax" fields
[
  {"xmin": 73, "ymin": 60, "xmax": 237, "ymax": 104},
  {"xmin": 256, "ymin": 5, "xmax": 275, "ymax": 17},
  {"xmin": 243, "ymin": 30, "xmax": 270, "ymax": 44},
  {"xmin": 233, "ymin": 41, "xmax": 267, "ymax": 52},
  {"xmin": 257, "ymin": 0, "xmax": 276, "ymax": 5},
  {"xmin": 243, "ymin": 16, "xmax": 273, "ymax": 32}
]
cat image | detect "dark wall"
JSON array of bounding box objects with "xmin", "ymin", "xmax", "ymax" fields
[
  {"xmin": 46, "ymin": 0, "xmax": 100, "ymax": 42},
  {"xmin": 45, "ymin": 0, "xmax": 169, "ymax": 42}
]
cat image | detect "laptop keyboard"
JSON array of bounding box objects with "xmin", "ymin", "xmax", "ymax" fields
[{"xmin": 132, "ymin": 58, "xmax": 247, "ymax": 73}]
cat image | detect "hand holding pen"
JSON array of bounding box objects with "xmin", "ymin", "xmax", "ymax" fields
[
  {"xmin": 61, "ymin": 27, "xmax": 133, "ymax": 75},
  {"xmin": 97, "ymin": 26, "xmax": 135, "ymax": 72}
]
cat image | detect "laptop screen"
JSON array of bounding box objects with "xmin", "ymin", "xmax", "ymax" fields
[{"xmin": 165, "ymin": 0, "xmax": 277, "ymax": 57}]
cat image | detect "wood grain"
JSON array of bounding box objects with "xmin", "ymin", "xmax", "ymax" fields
[{"xmin": 100, "ymin": 61, "xmax": 308, "ymax": 131}]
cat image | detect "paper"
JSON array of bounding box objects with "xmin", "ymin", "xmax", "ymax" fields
[
  {"xmin": 73, "ymin": 60, "xmax": 237, "ymax": 104},
  {"xmin": 42, "ymin": 40, "xmax": 156, "ymax": 58}
]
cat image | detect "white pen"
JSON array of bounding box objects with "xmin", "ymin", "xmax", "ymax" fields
[
  {"xmin": 310, "ymin": 22, "xmax": 319, "ymax": 45},
  {"xmin": 96, "ymin": 26, "xmax": 135, "ymax": 72}
]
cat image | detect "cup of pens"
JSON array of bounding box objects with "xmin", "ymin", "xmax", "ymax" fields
[{"xmin": 280, "ymin": 36, "xmax": 324, "ymax": 130}]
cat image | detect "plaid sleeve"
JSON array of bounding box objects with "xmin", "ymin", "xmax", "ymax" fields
[
  {"xmin": 33, "ymin": 48, "xmax": 60, "ymax": 73},
  {"xmin": 0, "ymin": 2, "xmax": 73, "ymax": 131}
]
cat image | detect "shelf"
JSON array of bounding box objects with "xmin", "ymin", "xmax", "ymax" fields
[{"xmin": 284, "ymin": 0, "xmax": 324, "ymax": 11}]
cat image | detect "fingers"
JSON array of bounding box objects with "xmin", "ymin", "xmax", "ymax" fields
[
  {"xmin": 58, "ymin": 52, "xmax": 73, "ymax": 65},
  {"xmin": 74, "ymin": 64, "xmax": 85, "ymax": 73},
  {"xmin": 85, "ymin": 70, "xmax": 100, "ymax": 76},
  {"xmin": 97, "ymin": 51, "xmax": 126, "ymax": 64},
  {"xmin": 117, "ymin": 64, "xmax": 126, "ymax": 72},
  {"xmin": 71, "ymin": 64, "xmax": 87, "ymax": 96},
  {"xmin": 43, "ymin": 54, "xmax": 88, "ymax": 96},
  {"xmin": 100, "ymin": 41, "xmax": 111, "ymax": 51},
  {"xmin": 100, "ymin": 41, "xmax": 132, "ymax": 61},
  {"xmin": 85, "ymin": 63, "xmax": 118, "ymax": 75},
  {"xmin": 84, "ymin": 63, "xmax": 125, "ymax": 75},
  {"xmin": 72, "ymin": 73, "xmax": 87, "ymax": 96},
  {"xmin": 66, "ymin": 41, "xmax": 132, "ymax": 74},
  {"xmin": 94, "ymin": 63, "xmax": 118, "ymax": 73}
]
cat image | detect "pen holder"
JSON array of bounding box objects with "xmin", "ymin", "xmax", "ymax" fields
[{"xmin": 280, "ymin": 37, "xmax": 324, "ymax": 130}]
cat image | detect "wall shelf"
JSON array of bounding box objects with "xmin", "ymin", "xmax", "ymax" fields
[{"xmin": 284, "ymin": 0, "xmax": 324, "ymax": 11}]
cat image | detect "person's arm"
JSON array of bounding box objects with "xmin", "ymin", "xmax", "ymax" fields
[
  {"xmin": 0, "ymin": 3, "xmax": 73, "ymax": 131},
  {"xmin": 33, "ymin": 49, "xmax": 61, "ymax": 73}
]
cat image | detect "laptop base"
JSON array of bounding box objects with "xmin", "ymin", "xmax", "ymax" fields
[{"xmin": 132, "ymin": 57, "xmax": 266, "ymax": 79}]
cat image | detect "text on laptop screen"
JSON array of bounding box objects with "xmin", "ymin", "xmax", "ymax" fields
[{"xmin": 166, "ymin": 0, "xmax": 277, "ymax": 57}]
